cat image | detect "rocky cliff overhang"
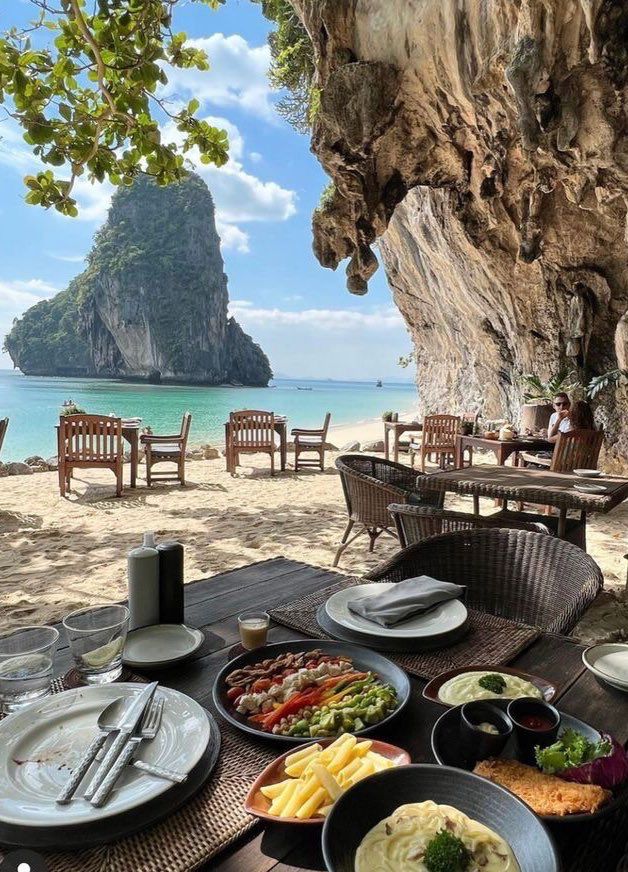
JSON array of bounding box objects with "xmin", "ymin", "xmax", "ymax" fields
[{"xmin": 292, "ymin": 0, "xmax": 628, "ymax": 461}]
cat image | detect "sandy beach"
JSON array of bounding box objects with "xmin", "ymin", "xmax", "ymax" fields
[{"xmin": 0, "ymin": 416, "xmax": 626, "ymax": 644}]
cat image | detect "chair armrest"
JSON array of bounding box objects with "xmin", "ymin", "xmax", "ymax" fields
[{"xmin": 291, "ymin": 428, "xmax": 324, "ymax": 436}]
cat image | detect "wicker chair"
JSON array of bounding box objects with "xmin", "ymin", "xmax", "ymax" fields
[
  {"xmin": 291, "ymin": 412, "xmax": 331, "ymax": 471},
  {"xmin": 141, "ymin": 412, "xmax": 192, "ymax": 487},
  {"xmin": 57, "ymin": 414, "xmax": 123, "ymax": 497},
  {"xmin": 364, "ymin": 528, "xmax": 603, "ymax": 635},
  {"xmin": 388, "ymin": 504, "xmax": 551, "ymax": 548},
  {"xmin": 333, "ymin": 454, "xmax": 444, "ymax": 567},
  {"xmin": 411, "ymin": 414, "xmax": 461, "ymax": 471}
]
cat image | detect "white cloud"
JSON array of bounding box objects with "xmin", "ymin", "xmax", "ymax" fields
[
  {"xmin": 0, "ymin": 278, "xmax": 59, "ymax": 308},
  {"xmin": 162, "ymin": 34, "xmax": 275, "ymax": 121},
  {"xmin": 47, "ymin": 252, "xmax": 86, "ymax": 263},
  {"xmin": 249, "ymin": 152, "xmax": 263, "ymax": 163},
  {"xmin": 216, "ymin": 221, "xmax": 250, "ymax": 253},
  {"xmin": 229, "ymin": 303, "xmax": 405, "ymax": 331}
]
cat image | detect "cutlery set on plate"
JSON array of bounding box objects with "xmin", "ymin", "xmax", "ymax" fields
[{"xmin": 57, "ymin": 682, "xmax": 183, "ymax": 809}]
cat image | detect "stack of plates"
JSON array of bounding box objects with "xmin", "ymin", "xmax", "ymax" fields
[
  {"xmin": 583, "ymin": 643, "xmax": 628, "ymax": 692},
  {"xmin": 317, "ymin": 583, "xmax": 469, "ymax": 652},
  {"xmin": 0, "ymin": 683, "xmax": 220, "ymax": 850}
]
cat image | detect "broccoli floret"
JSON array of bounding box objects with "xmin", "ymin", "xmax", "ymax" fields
[
  {"xmin": 424, "ymin": 830, "xmax": 471, "ymax": 872},
  {"xmin": 478, "ymin": 673, "xmax": 507, "ymax": 694},
  {"xmin": 535, "ymin": 729, "xmax": 613, "ymax": 773}
]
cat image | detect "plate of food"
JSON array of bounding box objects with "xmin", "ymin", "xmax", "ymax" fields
[
  {"xmin": 212, "ymin": 640, "xmax": 410, "ymax": 742},
  {"xmin": 245, "ymin": 734, "xmax": 410, "ymax": 824},
  {"xmin": 423, "ymin": 666, "xmax": 557, "ymax": 708},
  {"xmin": 431, "ymin": 699, "xmax": 628, "ymax": 822},
  {"xmin": 322, "ymin": 764, "xmax": 558, "ymax": 871}
]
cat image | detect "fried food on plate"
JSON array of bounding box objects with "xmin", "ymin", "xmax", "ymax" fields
[{"xmin": 474, "ymin": 758, "xmax": 612, "ymax": 816}]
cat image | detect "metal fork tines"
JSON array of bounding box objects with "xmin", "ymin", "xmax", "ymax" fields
[{"xmin": 90, "ymin": 697, "xmax": 164, "ymax": 808}]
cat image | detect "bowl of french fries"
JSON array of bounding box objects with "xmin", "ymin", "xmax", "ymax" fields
[{"xmin": 244, "ymin": 733, "xmax": 410, "ymax": 824}]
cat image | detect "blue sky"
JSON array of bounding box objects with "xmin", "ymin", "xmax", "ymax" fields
[{"xmin": 0, "ymin": 1, "xmax": 412, "ymax": 380}]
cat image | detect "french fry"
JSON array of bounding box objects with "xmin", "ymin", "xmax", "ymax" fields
[
  {"xmin": 311, "ymin": 762, "xmax": 343, "ymax": 800},
  {"xmin": 284, "ymin": 743, "xmax": 322, "ymax": 769},
  {"xmin": 281, "ymin": 774, "xmax": 320, "ymax": 818},
  {"xmin": 336, "ymin": 756, "xmax": 363, "ymax": 784},
  {"xmin": 347, "ymin": 758, "xmax": 375, "ymax": 785},
  {"xmin": 268, "ymin": 779, "xmax": 298, "ymax": 816},
  {"xmin": 285, "ymin": 749, "xmax": 322, "ymax": 777},
  {"xmin": 260, "ymin": 778, "xmax": 293, "ymax": 799},
  {"xmin": 295, "ymin": 786, "xmax": 328, "ymax": 820},
  {"xmin": 318, "ymin": 733, "xmax": 353, "ymax": 763},
  {"xmin": 327, "ymin": 735, "xmax": 358, "ymax": 773},
  {"xmin": 319, "ymin": 803, "xmax": 334, "ymax": 817},
  {"xmin": 353, "ymin": 740, "xmax": 372, "ymax": 757}
]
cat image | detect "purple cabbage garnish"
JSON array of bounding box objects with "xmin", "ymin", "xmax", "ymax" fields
[
  {"xmin": 560, "ymin": 735, "xmax": 628, "ymax": 790},
  {"xmin": 536, "ymin": 729, "xmax": 628, "ymax": 791}
]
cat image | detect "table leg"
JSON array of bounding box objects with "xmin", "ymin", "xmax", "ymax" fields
[
  {"xmin": 473, "ymin": 495, "xmax": 480, "ymax": 515},
  {"xmin": 281, "ymin": 426, "xmax": 287, "ymax": 472},
  {"xmin": 558, "ymin": 508, "xmax": 567, "ymax": 539},
  {"xmin": 393, "ymin": 430, "xmax": 400, "ymax": 464},
  {"xmin": 384, "ymin": 426, "xmax": 390, "ymax": 461},
  {"xmin": 224, "ymin": 423, "xmax": 231, "ymax": 473}
]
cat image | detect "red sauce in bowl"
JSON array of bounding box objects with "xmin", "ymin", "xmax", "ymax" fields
[{"xmin": 518, "ymin": 714, "xmax": 555, "ymax": 731}]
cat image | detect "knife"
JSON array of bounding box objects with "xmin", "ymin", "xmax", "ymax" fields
[{"xmin": 83, "ymin": 681, "xmax": 158, "ymax": 800}]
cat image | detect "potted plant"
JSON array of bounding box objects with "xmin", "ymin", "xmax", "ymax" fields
[
  {"xmin": 518, "ymin": 369, "xmax": 579, "ymax": 431},
  {"xmin": 60, "ymin": 400, "xmax": 86, "ymax": 416},
  {"xmin": 381, "ymin": 411, "xmax": 395, "ymax": 422}
]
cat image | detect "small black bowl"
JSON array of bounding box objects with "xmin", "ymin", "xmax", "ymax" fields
[
  {"xmin": 507, "ymin": 697, "xmax": 560, "ymax": 765},
  {"xmin": 460, "ymin": 701, "xmax": 513, "ymax": 764},
  {"xmin": 322, "ymin": 764, "xmax": 559, "ymax": 871}
]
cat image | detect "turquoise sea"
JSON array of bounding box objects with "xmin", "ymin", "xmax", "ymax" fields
[{"xmin": 0, "ymin": 370, "xmax": 417, "ymax": 462}]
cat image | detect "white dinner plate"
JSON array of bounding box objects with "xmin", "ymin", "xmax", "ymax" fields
[
  {"xmin": 574, "ymin": 482, "xmax": 607, "ymax": 493},
  {"xmin": 123, "ymin": 624, "xmax": 204, "ymax": 668},
  {"xmin": 583, "ymin": 644, "xmax": 628, "ymax": 690},
  {"xmin": 325, "ymin": 583, "xmax": 468, "ymax": 639},
  {"xmin": 0, "ymin": 683, "xmax": 209, "ymax": 827},
  {"xmin": 573, "ymin": 469, "xmax": 603, "ymax": 478}
]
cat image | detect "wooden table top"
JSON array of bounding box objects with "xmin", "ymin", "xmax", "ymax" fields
[
  {"xmin": 458, "ymin": 434, "xmax": 553, "ymax": 450},
  {"xmin": 420, "ymin": 464, "xmax": 628, "ymax": 513},
  {"xmin": 50, "ymin": 558, "xmax": 628, "ymax": 871}
]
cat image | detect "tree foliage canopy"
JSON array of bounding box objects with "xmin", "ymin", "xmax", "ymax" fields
[
  {"xmin": 253, "ymin": 0, "xmax": 315, "ymax": 132},
  {"xmin": 0, "ymin": 0, "xmax": 229, "ymax": 215}
]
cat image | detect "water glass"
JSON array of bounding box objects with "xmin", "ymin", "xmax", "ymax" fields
[
  {"xmin": 63, "ymin": 605, "xmax": 129, "ymax": 684},
  {"xmin": 0, "ymin": 626, "xmax": 59, "ymax": 712}
]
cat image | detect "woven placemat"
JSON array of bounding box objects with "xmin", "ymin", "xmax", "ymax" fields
[
  {"xmin": 0, "ymin": 680, "xmax": 275, "ymax": 870},
  {"xmin": 269, "ymin": 578, "xmax": 540, "ymax": 680}
]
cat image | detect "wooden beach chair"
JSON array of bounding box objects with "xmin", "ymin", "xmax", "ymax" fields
[
  {"xmin": 291, "ymin": 412, "xmax": 331, "ymax": 471},
  {"xmin": 0, "ymin": 418, "xmax": 8, "ymax": 457},
  {"xmin": 57, "ymin": 414, "xmax": 123, "ymax": 497},
  {"xmin": 226, "ymin": 410, "xmax": 278, "ymax": 475},
  {"xmin": 141, "ymin": 412, "xmax": 192, "ymax": 487}
]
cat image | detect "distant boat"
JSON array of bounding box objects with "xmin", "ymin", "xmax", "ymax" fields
[
  {"xmin": 297, "ymin": 386, "xmax": 313, "ymax": 391},
  {"xmin": 376, "ymin": 380, "xmax": 383, "ymax": 388}
]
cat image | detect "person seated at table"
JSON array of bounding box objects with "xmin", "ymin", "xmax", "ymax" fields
[
  {"xmin": 526, "ymin": 398, "xmax": 595, "ymax": 467},
  {"xmin": 546, "ymin": 392, "xmax": 572, "ymax": 443}
]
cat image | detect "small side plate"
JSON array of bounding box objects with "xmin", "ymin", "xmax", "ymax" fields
[
  {"xmin": 244, "ymin": 738, "xmax": 410, "ymax": 825},
  {"xmin": 123, "ymin": 624, "xmax": 204, "ymax": 668},
  {"xmin": 422, "ymin": 664, "xmax": 557, "ymax": 708},
  {"xmin": 574, "ymin": 482, "xmax": 607, "ymax": 493},
  {"xmin": 583, "ymin": 643, "xmax": 628, "ymax": 690}
]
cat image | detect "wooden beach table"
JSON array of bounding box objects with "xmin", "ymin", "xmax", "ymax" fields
[
  {"xmin": 384, "ymin": 419, "xmax": 422, "ymax": 462},
  {"xmin": 419, "ymin": 464, "xmax": 628, "ymax": 539},
  {"xmin": 41, "ymin": 558, "xmax": 628, "ymax": 871},
  {"xmin": 455, "ymin": 434, "xmax": 553, "ymax": 467}
]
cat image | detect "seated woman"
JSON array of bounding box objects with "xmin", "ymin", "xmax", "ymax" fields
[{"xmin": 547, "ymin": 397, "xmax": 595, "ymax": 442}]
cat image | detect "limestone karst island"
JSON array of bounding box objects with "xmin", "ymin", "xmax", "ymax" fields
[{"xmin": 0, "ymin": 3, "xmax": 626, "ymax": 870}]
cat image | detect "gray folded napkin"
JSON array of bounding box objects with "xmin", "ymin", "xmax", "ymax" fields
[{"xmin": 347, "ymin": 577, "xmax": 466, "ymax": 628}]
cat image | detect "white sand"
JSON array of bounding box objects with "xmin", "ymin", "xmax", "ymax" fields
[{"xmin": 0, "ymin": 416, "xmax": 625, "ymax": 643}]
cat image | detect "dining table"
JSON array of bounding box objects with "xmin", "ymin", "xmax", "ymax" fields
[
  {"xmin": 383, "ymin": 420, "xmax": 423, "ymax": 463},
  {"xmin": 418, "ymin": 464, "xmax": 628, "ymax": 539},
  {"xmin": 32, "ymin": 557, "xmax": 628, "ymax": 872},
  {"xmin": 455, "ymin": 433, "xmax": 554, "ymax": 467}
]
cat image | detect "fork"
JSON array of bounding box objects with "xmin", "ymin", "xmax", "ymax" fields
[{"xmin": 91, "ymin": 698, "xmax": 173, "ymax": 807}]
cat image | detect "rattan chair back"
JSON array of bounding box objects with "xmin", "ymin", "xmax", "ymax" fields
[
  {"xmin": 364, "ymin": 528, "xmax": 603, "ymax": 635},
  {"xmin": 388, "ymin": 504, "xmax": 551, "ymax": 548}
]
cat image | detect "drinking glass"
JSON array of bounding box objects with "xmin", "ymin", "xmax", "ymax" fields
[
  {"xmin": 63, "ymin": 605, "xmax": 129, "ymax": 684},
  {"xmin": 238, "ymin": 610, "xmax": 270, "ymax": 650},
  {"xmin": 0, "ymin": 626, "xmax": 59, "ymax": 712}
]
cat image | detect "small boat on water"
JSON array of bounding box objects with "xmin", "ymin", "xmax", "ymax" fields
[
  {"xmin": 376, "ymin": 380, "xmax": 383, "ymax": 388},
  {"xmin": 297, "ymin": 386, "xmax": 313, "ymax": 391}
]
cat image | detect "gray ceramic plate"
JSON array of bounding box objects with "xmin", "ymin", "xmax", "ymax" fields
[{"xmin": 123, "ymin": 624, "xmax": 204, "ymax": 668}]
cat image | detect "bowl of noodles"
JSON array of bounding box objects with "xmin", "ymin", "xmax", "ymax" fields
[{"xmin": 321, "ymin": 764, "xmax": 558, "ymax": 872}]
